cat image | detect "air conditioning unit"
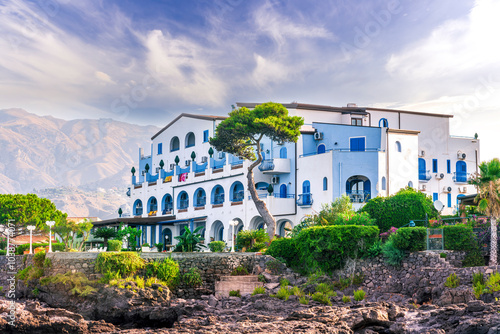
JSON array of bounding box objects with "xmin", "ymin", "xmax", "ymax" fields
[
  {"xmin": 419, "ymin": 184, "xmax": 427, "ymax": 191},
  {"xmin": 155, "ymin": 167, "xmax": 160, "ymax": 173},
  {"xmin": 457, "ymin": 151, "xmax": 466, "ymax": 160},
  {"xmin": 217, "ymin": 152, "xmax": 224, "ymax": 159},
  {"xmin": 459, "ymin": 186, "xmax": 467, "ymax": 193},
  {"xmin": 419, "ymin": 150, "xmax": 425, "ymax": 157},
  {"xmin": 443, "ymin": 186, "xmax": 452, "ymax": 193},
  {"xmin": 271, "ymin": 176, "xmax": 280, "ymax": 184},
  {"xmin": 313, "ymin": 132, "xmax": 323, "ymax": 140},
  {"xmin": 170, "ymin": 163, "xmax": 175, "ymax": 170},
  {"xmin": 201, "ymin": 156, "xmax": 208, "ymax": 163},
  {"xmin": 141, "ymin": 170, "xmax": 146, "ymax": 176},
  {"xmin": 435, "ymin": 173, "xmax": 444, "ymax": 180},
  {"xmin": 185, "ymin": 160, "xmax": 191, "ymax": 166}
]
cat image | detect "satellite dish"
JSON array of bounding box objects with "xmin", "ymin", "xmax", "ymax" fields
[{"xmin": 434, "ymin": 200, "xmax": 444, "ymax": 212}]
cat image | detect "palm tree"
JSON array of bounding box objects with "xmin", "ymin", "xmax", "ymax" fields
[{"xmin": 470, "ymin": 158, "xmax": 500, "ymax": 265}]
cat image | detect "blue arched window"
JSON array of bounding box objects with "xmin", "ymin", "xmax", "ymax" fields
[
  {"xmin": 395, "ymin": 141, "xmax": 401, "ymax": 152},
  {"xmin": 317, "ymin": 144, "xmax": 326, "ymax": 154},
  {"xmin": 147, "ymin": 197, "xmax": 157, "ymax": 213},
  {"xmin": 170, "ymin": 136, "xmax": 180, "ymax": 151},
  {"xmin": 193, "ymin": 188, "xmax": 206, "ymax": 207},
  {"xmin": 323, "ymin": 177, "xmax": 327, "ymax": 191},
  {"xmin": 418, "ymin": 158, "xmax": 427, "ymax": 180},
  {"xmin": 230, "ymin": 181, "xmax": 244, "ymax": 202},
  {"xmin": 346, "ymin": 176, "xmax": 371, "ymax": 203},
  {"xmin": 381, "ymin": 177, "xmax": 386, "ymax": 191},
  {"xmin": 280, "ymin": 184, "xmax": 287, "ymax": 198},
  {"xmin": 378, "ymin": 118, "xmax": 388, "ymax": 127},
  {"xmin": 162, "ymin": 194, "xmax": 173, "ymax": 214},
  {"xmin": 211, "ymin": 185, "xmax": 225, "ymax": 205},
  {"xmin": 185, "ymin": 132, "xmax": 195, "ymax": 147},
  {"xmin": 456, "ymin": 161, "xmax": 467, "ymax": 182},
  {"xmin": 133, "ymin": 199, "xmax": 143, "ymax": 216},
  {"xmin": 302, "ymin": 180, "xmax": 310, "ymax": 193},
  {"xmin": 177, "ymin": 191, "xmax": 189, "ymax": 209},
  {"xmin": 280, "ymin": 147, "xmax": 287, "ymax": 159}
]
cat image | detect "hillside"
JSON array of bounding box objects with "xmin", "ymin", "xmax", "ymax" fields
[{"xmin": 0, "ymin": 108, "xmax": 160, "ymax": 219}]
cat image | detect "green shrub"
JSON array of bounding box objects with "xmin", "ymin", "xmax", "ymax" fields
[
  {"xmin": 332, "ymin": 212, "xmax": 376, "ymax": 226},
  {"xmin": 0, "ymin": 250, "xmax": 7, "ymax": 256},
  {"xmin": 208, "ymin": 241, "xmax": 226, "ymax": 252},
  {"xmin": 33, "ymin": 251, "xmax": 46, "ymax": 268},
  {"xmin": 248, "ymin": 242, "xmax": 267, "ymax": 252},
  {"xmin": 365, "ymin": 239, "xmax": 382, "ymax": 258},
  {"xmin": 276, "ymin": 286, "xmax": 291, "ymax": 300},
  {"xmin": 473, "ymin": 283, "xmax": 485, "ymax": 299},
  {"xmin": 265, "ymin": 238, "xmax": 299, "ymax": 268},
  {"xmin": 360, "ymin": 187, "xmax": 437, "ymax": 231},
  {"xmin": 229, "ymin": 290, "xmax": 241, "ymax": 297},
  {"xmin": 296, "ymin": 225, "xmax": 379, "ymax": 273},
  {"xmin": 99, "ymin": 270, "xmax": 122, "ymax": 284},
  {"xmin": 280, "ymin": 278, "xmax": 290, "ymax": 287},
  {"xmin": 463, "ymin": 249, "xmax": 485, "ymax": 267},
  {"xmin": 391, "ymin": 227, "xmax": 427, "ymax": 252},
  {"xmin": 443, "ymin": 225, "xmax": 476, "ymax": 251},
  {"xmin": 472, "ymin": 272, "xmax": 485, "ymax": 286},
  {"xmin": 311, "ymin": 292, "xmax": 331, "ymax": 306},
  {"xmin": 236, "ymin": 229, "xmax": 269, "ymax": 251},
  {"xmin": 252, "ymin": 286, "xmax": 266, "ymax": 295},
  {"xmin": 43, "ymin": 258, "xmax": 52, "ymax": 268},
  {"xmin": 141, "ymin": 243, "xmax": 150, "ymax": 247},
  {"xmin": 440, "ymin": 252, "xmax": 447, "ymax": 258},
  {"xmin": 154, "ymin": 243, "xmax": 164, "ymax": 251},
  {"xmin": 107, "ymin": 240, "xmax": 123, "ymax": 251},
  {"xmin": 42, "ymin": 272, "xmax": 97, "ymax": 297},
  {"xmin": 486, "ymin": 272, "xmax": 500, "ymax": 293},
  {"xmin": 315, "ymin": 283, "xmax": 333, "ymax": 294},
  {"xmin": 342, "ymin": 295, "xmax": 351, "ymax": 303},
  {"xmin": 95, "ymin": 252, "xmax": 145, "ymax": 277},
  {"xmin": 353, "ymin": 289, "xmax": 366, "ymax": 301},
  {"xmin": 381, "ymin": 238, "xmax": 406, "ymax": 267},
  {"xmin": 183, "ymin": 267, "xmax": 202, "ymax": 287},
  {"xmin": 258, "ymin": 274, "xmax": 266, "ymax": 283},
  {"xmin": 145, "ymin": 258, "xmax": 180, "ymax": 289},
  {"xmin": 291, "ymin": 286, "xmax": 304, "ymax": 297},
  {"xmin": 231, "ymin": 266, "xmax": 249, "ymax": 276},
  {"xmin": 265, "ymin": 258, "xmax": 285, "ymax": 275},
  {"xmin": 32, "ymin": 288, "xmax": 39, "ymax": 297},
  {"xmin": 444, "ymin": 273, "xmax": 460, "ymax": 288},
  {"xmin": 299, "ymin": 295, "xmax": 309, "ymax": 305}
]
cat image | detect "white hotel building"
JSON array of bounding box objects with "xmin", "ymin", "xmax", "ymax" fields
[{"xmin": 100, "ymin": 103, "xmax": 480, "ymax": 249}]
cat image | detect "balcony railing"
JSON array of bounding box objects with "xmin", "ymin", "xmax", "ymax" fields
[
  {"xmin": 212, "ymin": 194, "xmax": 224, "ymax": 204},
  {"xmin": 232, "ymin": 191, "xmax": 244, "ymax": 202},
  {"xmin": 453, "ymin": 172, "xmax": 470, "ymax": 183},
  {"xmin": 347, "ymin": 190, "xmax": 371, "ymax": 203},
  {"xmin": 134, "ymin": 208, "xmax": 143, "ymax": 216},
  {"xmin": 297, "ymin": 193, "xmax": 313, "ymax": 206},
  {"xmin": 194, "ymin": 162, "xmax": 208, "ymax": 173},
  {"xmin": 194, "ymin": 196, "xmax": 206, "ymax": 207},
  {"xmin": 419, "ymin": 170, "xmax": 432, "ymax": 182},
  {"xmin": 162, "ymin": 206, "xmax": 173, "ymax": 215},
  {"xmin": 179, "ymin": 200, "xmax": 189, "ymax": 210},
  {"xmin": 212, "ymin": 158, "xmax": 226, "ymax": 169}
]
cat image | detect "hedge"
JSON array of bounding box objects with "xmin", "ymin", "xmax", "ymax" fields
[
  {"xmin": 15, "ymin": 243, "xmax": 65, "ymax": 255},
  {"xmin": 443, "ymin": 225, "xmax": 476, "ymax": 251},
  {"xmin": 296, "ymin": 225, "xmax": 379, "ymax": 273},
  {"xmin": 107, "ymin": 240, "xmax": 123, "ymax": 252},
  {"xmin": 265, "ymin": 238, "xmax": 299, "ymax": 268},
  {"xmin": 391, "ymin": 227, "xmax": 427, "ymax": 252}
]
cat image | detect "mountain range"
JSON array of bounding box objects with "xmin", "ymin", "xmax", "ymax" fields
[{"xmin": 0, "ymin": 108, "xmax": 160, "ymax": 219}]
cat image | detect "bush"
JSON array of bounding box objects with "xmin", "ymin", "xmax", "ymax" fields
[
  {"xmin": 440, "ymin": 252, "xmax": 447, "ymax": 258},
  {"xmin": 231, "ymin": 266, "xmax": 249, "ymax": 276},
  {"xmin": 332, "ymin": 212, "xmax": 376, "ymax": 226},
  {"xmin": 353, "ymin": 289, "xmax": 366, "ymax": 301},
  {"xmin": 265, "ymin": 258, "xmax": 285, "ymax": 275},
  {"xmin": 33, "ymin": 251, "xmax": 46, "ymax": 268},
  {"xmin": 276, "ymin": 286, "xmax": 290, "ymax": 300},
  {"xmin": 361, "ymin": 187, "xmax": 438, "ymax": 231},
  {"xmin": 364, "ymin": 239, "xmax": 382, "ymax": 258},
  {"xmin": 0, "ymin": 250, "xmax": 7, "ymax": 256},
  {"xmin": 486, "ymin": 272, "xmax": 500, "ymax": 293},
  {"xmin": 141, "ymin": 243, "xmax": 150, "ymax": 247},
  {"xmin": 252, "ymin": 286, "xmax": 266, "ymax": 295},
  {"xmin": 296, "ymin": 225, "xmax": 379, "ymax": 273},
  {"xmin": 208, "ymin": 241, "xmax": 226, "ymax": 252},
  {"xmin": 236, "ymin": 229, "xmax": 269, "ymax": 251},
  {"xmin": 291, "ymin": 286, "xmax": 304, "ymax": 297},
  {"xmin": 473, "ymin": 283, "xmax": 485, "ymax": 299},
  {"xmin": 444, "ymin": 273, "xmax": 460, "ymax": 288},
  {"xmin": 107, "ymin": 240, "xmax": 122, "ymax": 251},
  {"xmin": 381, "ymin": 238, "xmax": 406, "ymax": 267},
  {"xmin": 463, "ymin": 249, "xmax": 485, "ymax": 267},
  {"xmin": 342, "ymin": 295, "xmax": 351, "ymax": 303},
  {"xmin": 229, "ymin": 290, "xmax": 241, "ymax": 297},
  {"xmin": 183, "ymin": 267, "xmax": 202, "ymax": 287},
  {"xmin": 299, "ymin": 295, "xmax": 309, "ymax": 305},
  {"xmin": 391, "ymin": 227, "xmax": 427, "ymax": 252},
  {"xmin": 472, "ymin": 272, "xmax": 485, "ymax": 286},
  {"xmin": 145, "ymin": 258, "xmax": 180, "ymax": 289},
  {"xmin": 443, "ymin": 225, "xmax": 476, "ymax": 251},
  {"xmin": 265, "ymin": 238, "xmax": 299, "ymax": 268},
  {"xmin": 15, "ymin": 243, "xmax": 65, "ymax": 255},
  {"xmin": 248, "ymin": 242, "xmax": 267, "ymax": 252},
  {"xmin": 95, "ymin": 252, "xmax": 145, "ymax": 277},
  {"xmin": 311, "ymin": 292, "xmax": 331, "ymax": 305}
]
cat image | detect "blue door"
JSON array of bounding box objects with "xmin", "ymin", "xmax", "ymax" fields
[
  {"xmin": 302, "ymin": 180, "xmax": 311, "ymax": 204},
  {"xmin": 317, "ymin": 144, "xmax": 326, "ymax": 154},
  {"xmin": 280, "ymin": 184, "xmax": 287, "ymax": 198},
  {"xmin": 280, "ymin": 147, "xmax": 287, "ymax": 158},
  {"xmin": 418, "ymin": 158, "xmax": 426, "ymax": 180},
  {"xmin": 456, "ymin": 161, "xmax": 467, "ymax": 182}
]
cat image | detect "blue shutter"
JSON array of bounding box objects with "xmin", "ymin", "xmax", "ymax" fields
[
  {"xmin": 363, "ymin": 179, "xmax": 371, "ymax": 200},
  {"xmin": 280, "ymin": 147, "xmax": 287, "ymax": 158},
  {"xmin": 346, "ymin": 180, "xmax": 351, "ymax": 193},
  {"xmin": 447, "ymin": 160, "xmax": 451, "ymax": 173},
  {"xmin": 317, "ymin": 144, "xmax": 325, "ymax": 154},
  {"xmin": 433, "ymin": 193, "xmax": 438, "ymax": 202},
  {"xmin": 158, "ymin": 143, "xmax": 162, "ymax": 155},
  {"xmin": 350, "ymin": 138, "xmax": 365, "ymax": 151},
  {"xmin": 447, "ymin": 193, "xmax": 451, "ymax": 207},
  {"xmin": 432, "ymin": 159, "xmax": 438, "ymax": 173},
  {"xmin": 280, "ymin": 184, "xmax": 287, "ymax": 198},
  {"xmin": 203, "ymin": 130, "xmax": 209, "ymax": 142}
]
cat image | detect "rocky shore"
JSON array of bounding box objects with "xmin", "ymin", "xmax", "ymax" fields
[{"xmin": 2, "ymin": 288, "xmax": 499, "ymax": 334}]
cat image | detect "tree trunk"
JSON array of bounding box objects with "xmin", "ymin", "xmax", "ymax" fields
[
  {"xmin": 490, "ymin": 216, "xmax": 498, "ymax": 266},
  {"xmin": 246, "ymin": 143, "xmax": 276, "ymax": 242}
]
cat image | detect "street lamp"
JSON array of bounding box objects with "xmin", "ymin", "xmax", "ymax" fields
[
  {"xmin": 46, "ymin": 221, "xmax": 55, "ymax": 253},
  {"xmin": 229, "ymin": 220, "xmax": 239, "ymax": 253},
  {"xmin": 27, "ymin": 225, "xmax": 36, "ymax": 254}
]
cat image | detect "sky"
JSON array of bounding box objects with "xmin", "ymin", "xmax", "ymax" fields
[{"xmin": 0, "ymin": 0, "xmax": 499, "ymax": 162}]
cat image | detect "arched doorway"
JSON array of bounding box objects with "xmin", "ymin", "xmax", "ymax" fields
[{"xmin": 162, "ymin": 227, "xmax": 173, "ymax": 251}]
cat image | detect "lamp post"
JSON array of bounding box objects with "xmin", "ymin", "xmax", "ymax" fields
[
  {"xmin": 46, "ymin": 221, "xmax": 55, "ymax": 253},
  {"xmin": 27, "ymin": 225, "xmax": 36, "ymax": 254},
  {"xmin": 229, "ymin": 220, "xmax": 239, "ymax": 253}
]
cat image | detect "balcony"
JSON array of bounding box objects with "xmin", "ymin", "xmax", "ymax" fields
[
  {"xmin": 297, "ymin": 193, "xmax": 313, "ymax": 207},
  {"xmin": 194, "ymin": 197, "xmax": 206, "ymax": 208},
  {"xmin": 231, "ymin": 191, "xmax": 244, "ymax": 203},
  {"xmin": 419, "ymin": 170, "xmax": 432, "ymax": 182},
  {"xmin": 258, "ymin": 158, "xmax": 291, "ymax": 174},
  {"xmin": 453, "ymin": 172, "xmax": 470, "ymax": 184},
  {"xmin": 347, "ymin": 190, "xmax": 370, "ymax": 203},
  {"xmin": 266, "ymin": 194, "xmax": 296, "ymax": 215},
  {"xmin": 212, "ymin": 194, "xmax": 225, "ymax": 205}
]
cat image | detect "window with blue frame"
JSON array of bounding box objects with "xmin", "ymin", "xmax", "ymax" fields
[
  {"xmin": 433, "ymin": 193, "xmax": 438, "ymax": 202},
  {"xmin": 350, "ymin": 137, "xmax": 365, "ymax": 152},
  {"xmin": 317, "ymin": 144, "xmax": 326, "ymax": 154},
  {"xmin": 323, "ymin": 177, "xmax": 327, "ymax": 191},
  {"xmin": 456, "ymin": 161, "xmax": 467, "ymax": 182},
  {"xmin": 447, "ymin": 160, "xmax": 451, "ymax": 173},
  {"xmin": 447, "ymin": 193, "xmax": 451, "ymax": 207},
  {"xmin": 432, "ymin": 159, "xmax": 438, "ymax": 173},
  {"xmin": 280, "ymin": 147, "xmax": 287, "ymax": 159},
  {"xmin": 158, "ymin": 143, "xmax": 162, "ymax": 155},
  {"xmin": 418, "ymin": 158, "xmax": 427, "ymax": 180},
  {"xmin": 150, "ymin": 226, "xmax": 156, "ymax": 246},
  {"xmin": 203, "ymin": 130, "xmax": 209, "ymax": 143}
]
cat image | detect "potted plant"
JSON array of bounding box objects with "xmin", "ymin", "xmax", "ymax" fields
[
  {"xmin": 154, "ymin": 242, "xmax": 164, "ymax": 252},
  {"xmin": 141, "ymin": 243, "xmax": 150, "ymax": 252}
]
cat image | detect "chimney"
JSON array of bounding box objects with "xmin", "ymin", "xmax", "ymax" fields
[{"xmin": 347, "ymin": 103, "xmax": 357, "ymax": 108}]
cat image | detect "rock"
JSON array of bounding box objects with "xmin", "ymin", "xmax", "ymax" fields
[
  {"xmin": 435, "ymin": 287, "xmax": 475, "ymax": 306},
  {"xmin": 208, "ymin": 294, "xmax": 218, "ymax": 307}
]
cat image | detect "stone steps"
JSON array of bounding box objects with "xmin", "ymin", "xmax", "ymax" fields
[{"xmin": 215, "ymin": 275, "xmax": 263, "ymax": 298}]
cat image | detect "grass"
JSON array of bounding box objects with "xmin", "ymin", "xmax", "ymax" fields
[
  {"xmin": 444, "ymin": 273, "xmax": 460, "ymax": 288},
  {"xmin": 252, "ymin": 286, "xmax": 266, "ymax": 295},
  {"xmin": 353, "ymin": 289, "xmax": 366, "ymax": 301},
  {"xmin": 342, "ymin": 295, "xmax": 351, "ymax": 303},
  {"xmin": 276, "ymin": 286, "xmax": 291, "ymax": 300},
  {"xmin": 311, "ymin": 292, "xmax": 332, "ymax": 306},
  {"xmin": 299, "ymin": 296, "xmax": 309, "ymax": 305},
  {"xmin": 229, "ymin": 290, "xmax": 241, "ymax": 297}
]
